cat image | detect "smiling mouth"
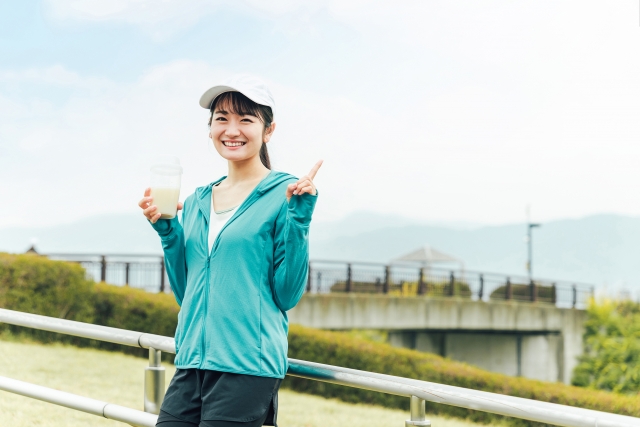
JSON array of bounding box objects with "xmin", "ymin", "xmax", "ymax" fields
[{"xmin": 223, "ymin": 141, "xmax": 246, "ymax": 147}]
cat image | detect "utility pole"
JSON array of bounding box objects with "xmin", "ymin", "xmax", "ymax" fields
[{"xmin": 525, "ymin": 206, "xmax": 541, "ymax": 281}]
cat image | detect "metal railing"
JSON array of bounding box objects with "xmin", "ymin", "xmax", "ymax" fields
[
  {"xmin": 0, "ymin": 376, "xmax": 158, "ymax": 426},
  {"xmin": 47, "ymin": 253, "xmax": 169, "ymax": 292},
  {"xmin": 45, "ymin": 254, "xmax": 595, "ymax": 308},
  {"xmin": 308, "ymin": 260, "xmax": 595, "ymax": 308},
  {"xmin": 1, "ymin": 308, "xmax": 639, "ymax": 427}
]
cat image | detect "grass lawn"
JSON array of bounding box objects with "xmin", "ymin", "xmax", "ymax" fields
[{"xmin": 0, "ymin": 338, "xmax": 486, "ymax": 427}]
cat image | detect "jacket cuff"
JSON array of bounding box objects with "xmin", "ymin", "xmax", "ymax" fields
[
  {"xmin": 149, "ymin": 216, "xmax": 179, "ymax": 239},
  {"xmin": 287, "ymin": 191, "xmax": 318, "ymax": 225}
]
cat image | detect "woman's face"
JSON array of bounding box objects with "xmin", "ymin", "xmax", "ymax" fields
[{"xmin": 209, "ymin": 100, "xmax": 275, "ymax": 163}]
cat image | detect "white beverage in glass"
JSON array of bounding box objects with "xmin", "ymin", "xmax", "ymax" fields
[
  {"xmin": 150, "ymin": 157, "xmax": 182, "ymax": 220},
  {"xmin": 150, "ymin": 187, "xmax": 181, "ymax": 219}
]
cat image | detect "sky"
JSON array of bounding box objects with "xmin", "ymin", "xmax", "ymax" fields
[{"xmin": 1, "ymin": 1, "xmax": 640, "ymax": 228}]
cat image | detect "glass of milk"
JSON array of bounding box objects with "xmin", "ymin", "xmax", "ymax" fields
[{"xmin": 150, "ymin": 157, "xmax": 183, "ymax": 219}]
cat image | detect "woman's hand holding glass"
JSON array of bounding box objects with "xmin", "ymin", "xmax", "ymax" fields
[{"xmin": 139, "ymin": 187, "xmax": 183, "ymax": 224}]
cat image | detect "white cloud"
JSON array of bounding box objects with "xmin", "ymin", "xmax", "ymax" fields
[
  {"xmin": 0, "ymin": 60, "xmax": 389, "ymax": 227},
  {"xmin": 4, "ymin": 1, "xmax": 640, "ymax": 228},
  {"xmin": 45, "ymin": 0, "xmax": 325, "ymax": 22},
  {"xmin": 2, "ymin": 53, "xmax": 640, "ymax": 230},
  {"xmin": 45, "ymin": 0, "xmax": 204, "ymax": 23},
  {"xmin": 43, "ymin": 0, "xmax": 328, "ymax": 39}
]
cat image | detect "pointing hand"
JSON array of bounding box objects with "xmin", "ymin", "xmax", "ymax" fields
[{"xmin": 286, "ymin": 160, "xmax": 323, "ymax": 203}]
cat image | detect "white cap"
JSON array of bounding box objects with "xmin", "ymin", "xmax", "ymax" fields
[{"xmin": 199, "ymin": 74, "xmax": 276, "ymax": 118}]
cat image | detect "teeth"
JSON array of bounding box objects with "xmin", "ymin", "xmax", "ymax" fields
[{"xmin": 224, "ymin": 142, "xmax": 245, "ymax": 147}]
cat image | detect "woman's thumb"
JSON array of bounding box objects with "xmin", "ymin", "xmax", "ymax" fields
[{"xmin": 285, "ymin": 183, "xmax": 296, "ymax": 201}]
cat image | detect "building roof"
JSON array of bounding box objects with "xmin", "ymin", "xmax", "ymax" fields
[{"xmin": 392, "ymin": 245, "xmax": 461, "ymax": 264}]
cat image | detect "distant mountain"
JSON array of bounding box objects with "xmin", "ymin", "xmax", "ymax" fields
[
  {"xmin": 0, "ymin": 211, "xmax": 426, "ymax": 255},
  {"xmin": 1, "ymin": 211, "xmax": 639, "ymax": 288},
  {"xmin": 0, "ymin": 214, "xmax": 162, "ymax": 255},
  {"xmin": 309, "ymin": 214, "xmax": 640, "ymax": 287}
]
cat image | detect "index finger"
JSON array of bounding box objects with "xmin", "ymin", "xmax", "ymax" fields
[{"xmin": 307, "ymin": 160, "xmax": 323, "ymax": 180}]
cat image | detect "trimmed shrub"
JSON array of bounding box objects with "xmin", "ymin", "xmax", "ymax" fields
[
  {"xmin": 0, "ymin": 253, "xmax": 95, "ymax": 344},
  {"xmin": 0, "ymin": 253, "xmax": 179, "ymax": 360},
  {"xmin": 489, "ymin": 283, "xmax": 556, "ymax": 303},
  {"xmin": 0, "ymin": 253, "xmax": 94, "ymax": 322},
  {"xmin": 330, "ymin": 279, "xmax": 472, "ymax": 298}
]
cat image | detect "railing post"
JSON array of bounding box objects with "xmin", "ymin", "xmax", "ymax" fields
[
  {"xmin": 383, "ymin": 265, "xmax": 390, "ymax": 294},
  {"xmin": 160, "ymin": 257, "xmax": 166, "ymax": 293},
  {"xmin": 530, "ymin": 279, "xmax": 537, "ymax": 302},
  {"xmin": 100, "ymin": 255, "xmax": 107, "ymax": 282},
  {"xmin": 144, "ymin": 347, "xmax": 165, "ymax": 414},
  {"xmin": 306, "ymin": 262, "xmax": 312, "ymax": 293},
  {"xmin": 506, "ymin": 277, "xmax": 512, "ymax": 301},
  {"xmin": 572, "ymin": 284, "xmax": 577, "ymax": 308},
  {"xmin": 478, "ymin": 274, "xmax": 484, "ymax": 300},
  {"xmin": 448, "ymin": 271, "xmax": 455, "ymax": 297},
  {"xmin": 417, "ymin": 268, "xmax": 426, "ymax": 295},
  {"xmin": 346, "ymin": 263, "xmax": 353, "ymax": 292},
  {"xmin": 125, "ymin": 263, "xmax": 130, "ymax": 286},
  {"xmin": 551, "ymin": 282, "xmax": 557, "ymax": 304},
  {"xmin": 405, "ymin": 395, "xmax": 431, "ymax": 426}
]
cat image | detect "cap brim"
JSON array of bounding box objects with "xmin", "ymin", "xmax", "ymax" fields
[{"xmin": 199, "ymin": 85, "xmax": 238, "ymax": 109}]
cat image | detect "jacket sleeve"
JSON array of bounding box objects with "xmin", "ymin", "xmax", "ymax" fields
[
  {"xmin": 272, "ymin": 191, "xmax": 318, "ymax": 312},
  {"xmin": 149, "ymin": 204, "xmax": 188, "ymax": 306}
]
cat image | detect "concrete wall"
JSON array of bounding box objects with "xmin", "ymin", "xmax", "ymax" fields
[
  {"xmin": 388, "ymin": 331, "xmax": 562, "ymax": 381},
  {"xmin": 289, "ymin": 294, "xmax": 587, "ymax": 384}
]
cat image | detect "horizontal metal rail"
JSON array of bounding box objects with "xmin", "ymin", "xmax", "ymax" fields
[
  {"xmin": 0, "ymin": 308, "xmax": 175, "ymax": 353},
  {"xmin": 2, "ymin": 308, "xmax": 640, "ymax": 427},
  {"xmin": 0, "ymin": 375, "xmax": 157, "ymax": 427}
]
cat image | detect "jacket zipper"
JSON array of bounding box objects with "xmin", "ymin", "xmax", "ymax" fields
[
  {"xmin": 198, "ymin": 176, "xmax": 268, "ymax": 368},
  {"xmin": 201, "ymin": 255, "xmax": 210, "ymax": 367},
  {"xmin": 201, "ymin": 196, "xmax": 212, "ymax": 369}
]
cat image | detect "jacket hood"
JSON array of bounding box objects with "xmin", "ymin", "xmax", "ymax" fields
[
  {"xmin": 194, "ymin": 170, "xmax": 295, "ymax": 199},
  {"xmin": 193, "ymin": 170, "xmax": 296, "ymax": 222}
]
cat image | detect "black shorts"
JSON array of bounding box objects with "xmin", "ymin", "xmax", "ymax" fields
[{"xmin": 156, "ymin": 368, "xmax": 282, "ymax": 427}]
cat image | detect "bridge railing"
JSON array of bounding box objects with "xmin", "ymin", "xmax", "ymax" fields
[
  {"xmin": 1, "ymin": 308, "xmax": 638, "ymax": 427},
  {"xmin": 45, "ymin": 254, "xmax": 595, "ymax": 308},
  {"xmin": 308, "ymin": 260, "xmax": 594, "ymax": 308}
]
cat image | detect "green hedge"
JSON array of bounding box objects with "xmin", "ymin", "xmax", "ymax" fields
[
  {"xmin": 2, "ymin": 253, "xmax": 640, "ymax": 426},
  {"xmin": 0, "ymin": 252, "xmax": 179, "ymax": 360},
  {"xmin": 330, "ymin": 279, "xmax": 472, "ymax": 297},
  {"xmin": 489, "ymin": 283, "xmax": 556, "ymax": 303}
]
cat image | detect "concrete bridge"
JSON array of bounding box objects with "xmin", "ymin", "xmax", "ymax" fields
[{"xmin": 288, "ymin": 294, "xmax": 586, "ymax": 384}]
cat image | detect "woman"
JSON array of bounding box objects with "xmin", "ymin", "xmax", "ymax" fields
[{"xmin": 138, "ymin": 74, "xmax": 321, "ymax": 427}]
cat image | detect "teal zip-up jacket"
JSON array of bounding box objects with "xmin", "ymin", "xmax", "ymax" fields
[{"xmin": 150, "ymin": 170, "xmax": 316, "ymax": 379}]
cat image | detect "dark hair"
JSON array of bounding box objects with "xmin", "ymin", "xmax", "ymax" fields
[{"xmin": 208, "ymin": 91, "xmax": 273, "ymax": 169}]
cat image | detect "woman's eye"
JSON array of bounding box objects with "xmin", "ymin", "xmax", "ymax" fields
[
  {"xmin": 241, "ymin": 118, "xmax": 254, "ymax": 123},
  {"xmin": 215, "ymin": 117, "xmax": 227, "ymax": 121}
]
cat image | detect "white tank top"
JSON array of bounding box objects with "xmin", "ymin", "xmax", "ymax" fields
[{"xmin": 208, "ymin": 193, "xmax": 238, "ymax": 254}]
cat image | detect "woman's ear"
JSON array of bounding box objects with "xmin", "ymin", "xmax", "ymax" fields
[{"xmin": 263, "ymin": 122, "xmax": 276, "ymax": 143}]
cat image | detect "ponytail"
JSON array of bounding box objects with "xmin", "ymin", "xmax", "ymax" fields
[{"xmin": 259, "ymin": 142, "xmax": 271, "ymax": 170}]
